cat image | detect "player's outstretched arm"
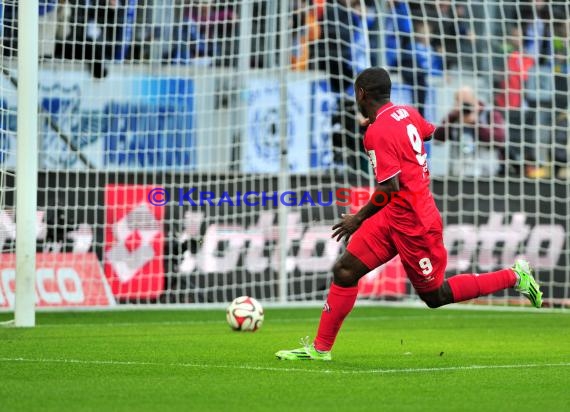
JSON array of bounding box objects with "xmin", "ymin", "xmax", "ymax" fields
[{"xmin": 332, "ymin": 175, "xmax": 399, "ymax": 242}]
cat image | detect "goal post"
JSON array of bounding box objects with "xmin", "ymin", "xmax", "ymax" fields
[
  {"xmin": 0, "ymin": 0, "xmax": 40, "ymax": 327},
  {"xmin": 0, "ymin": 0, "xmax": 568, "ymax": 313}
]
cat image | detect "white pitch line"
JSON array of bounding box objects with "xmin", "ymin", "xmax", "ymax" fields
[
  {"xmin": 1, "ymin": 357, "xmax": 569, "ymax": 375},
  {"xmin": 3, "ymin": 313, "xmax": 550, "ymax": 329}
]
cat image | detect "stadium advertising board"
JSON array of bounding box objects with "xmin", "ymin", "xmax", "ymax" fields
[
  {"xmin": 0, "ymin": 173, "xmax": 567, "ymax": 306},
  {"xmin": 0, "ymin": 253, "xmax": 115, "ymax": 309},
  {"xmin": 104, "ymin": 184, "xmax": 165, "ymax": 300}
]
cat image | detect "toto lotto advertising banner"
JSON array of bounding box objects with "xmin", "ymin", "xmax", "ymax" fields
[
  {"xmin": 0, "ymin": 253, "xmax": 115, "ymax": 309},
  {"xmin": 0, "ymin": 173, "xmax": 568, "ymax": 306},
  {"xmin": 104, "ymin": 184, "xmax": 165, "ymax": 300}
]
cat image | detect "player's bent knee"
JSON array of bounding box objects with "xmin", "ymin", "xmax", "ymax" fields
[
  {"xmin": 418, "ymin": 283, "xmax": 453, "ymax": 309},
  {"xmin": 421, "ymin": 296, "xmax": 444, "ymax": 309},
  {"xmin": 332, "ymin": 261, "xmax": 359, "ymax": 287}
]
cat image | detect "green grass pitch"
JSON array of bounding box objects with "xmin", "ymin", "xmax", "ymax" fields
[{"xmin": 1, "ymin": 306, "xmax": 569, "ymax": 412}]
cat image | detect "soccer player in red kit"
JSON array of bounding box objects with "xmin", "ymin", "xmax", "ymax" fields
[{"xmin": 275, "ymin": 67, "xmax": 542, "ymax": 361}]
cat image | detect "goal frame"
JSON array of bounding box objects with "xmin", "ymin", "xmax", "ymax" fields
[{"xmin": 14, "ymin": 0, "xmax": 39, "ymax": 327}]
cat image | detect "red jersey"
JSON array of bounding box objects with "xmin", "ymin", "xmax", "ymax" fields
[{"xmin": 363, "ymin": 102, "xmax": 439, "ymax": 235}]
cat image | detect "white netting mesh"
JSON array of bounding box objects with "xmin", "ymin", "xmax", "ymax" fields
[
  {"xmin": 0, "ymin": 0, "xmax": 17, "ymax": 258},
  {"xmin": 0, "ymin": 0, "xmax": 568, "ymax": 309}
]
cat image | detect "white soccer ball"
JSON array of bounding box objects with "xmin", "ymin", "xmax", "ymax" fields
[{"xmin": 226, "ymin": 296, "xmax": 264, "ymax": 332}]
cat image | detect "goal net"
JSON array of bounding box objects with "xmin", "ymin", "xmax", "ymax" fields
[
  {"xmin": 1, "ymin": 0, "xmax": 568, "ymax": 311},
  {"xmin": 0, "ymin": 1, "xmax": 18, "ymax": 310}
]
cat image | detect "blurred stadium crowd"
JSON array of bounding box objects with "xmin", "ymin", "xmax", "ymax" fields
[{"xmin": 1, "ymin": 0, "xmax": 569, "ymax": 179}]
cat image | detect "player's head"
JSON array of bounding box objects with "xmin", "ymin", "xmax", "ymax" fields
[{"xmin": 354, "ymin": 67, "xmax": 391, "ymax": 118}]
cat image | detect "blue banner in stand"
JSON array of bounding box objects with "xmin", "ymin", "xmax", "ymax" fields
[
  {"xmin": 0, "ymin": 68, "xmax": 333, "ymax": 173},
  {"xmin": 310, "ymin": 80, "xmax": 335, "ymax": 171},
  {"xmin": 242, "ymin": 77, "xmax": 333, "ymax": 173},
  {"xmin": 101, "ymin": 77, "xmax": 195, "ymax": 169},
  {"xmin": 0, "ymin": 69, "xmax": 196, "ymax": 171}
]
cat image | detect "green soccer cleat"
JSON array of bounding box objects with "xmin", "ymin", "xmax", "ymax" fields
[
  {"xmin": 512, "ymin": 259, "xmax": 543, "ymax": 308},
  {"xmin": 275, "ymin": 337, "xmax": 332, "ymax": 361}
]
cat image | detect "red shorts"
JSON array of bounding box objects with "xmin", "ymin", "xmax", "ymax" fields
[{"xmin": 346, "ymin": 211, "xmax": 448, "ymax": 293}]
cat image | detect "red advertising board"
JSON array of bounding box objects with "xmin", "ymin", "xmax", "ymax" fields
[
  {"xmin": 104, "ymin": 184, "xmax": 165, "ymax": 300},
  {"xmin": 0, "ymin": 253, "xmax": 115, "ymax": 308}
]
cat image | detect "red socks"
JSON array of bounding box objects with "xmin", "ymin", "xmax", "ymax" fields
[
  {"xmin": 447, "ymin": 269, "xmax": 517, "ymax": 302},
  {"xmin": 313, "ymin": 283, "xmax": 358, "ymax": 352},
  {"xmin": 313, "ymin": 269, "xmax": 517, "ymax": 351}
]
